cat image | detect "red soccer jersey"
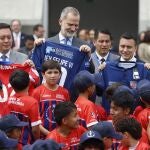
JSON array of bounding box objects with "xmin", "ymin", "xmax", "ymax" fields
[
  {"xmin": 0, "ymin": 102, "xmax": 10, "ymax": 118},
  {"xmin": 46, "ymin": 125, "xmax": 86, "ymax": 150},
  {"xmin": 95, "ymin": 104, "xmax": 107, "ymax": 121},
  {"xmin": 119, "ymin": 139, "xmax": 150, "ymax": 150},
  {"xmin": 32, "ymin": 85, "xmax": 70, "ymax": 131},
  {"xmin": 75, "ymin": 96, "xmax": 99, "ymax": 128},
  {"xmin": 0, "ymin": 64, "xmax": 40, "ymax": 102},
  {"xmin": 136, "ymin": 108, "xmax": 150, "ymax": 131},
  {"xmin": 7, "ymin": 93, "xmax": 41, "ymax": 145}
]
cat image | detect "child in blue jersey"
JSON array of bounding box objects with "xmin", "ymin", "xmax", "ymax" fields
[{"xmin": 32, "ymin": 60, "xmax": 70, "ymax": 137}]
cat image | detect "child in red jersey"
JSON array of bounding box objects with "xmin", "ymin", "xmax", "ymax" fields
[
  {"xmin": 32, "ymin": 60, "xmax": 70, "ymax": 136},
  {"xmin": 46, "ymin": 101, "xmax": 86, "ymax": 150},
  {"xmin": 109, "ymin": 87, "xmax": 149, "ymax": 149},
  {"xmin": 136, "ymin": 79, "xmax": 150, "ymax": 133},
  {"xmin": 114, "ymin": 117, "xmax": 150, "ymax": 150},
  {"xmin": 7, "ymin": 69, "xmax": 41, "ymax": 146},
  {"xmin": 73, "ymin": 70, "xmax": 102, "ymax": 129}
]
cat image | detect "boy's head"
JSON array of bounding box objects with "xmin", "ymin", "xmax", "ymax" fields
[
  {"xmin": 54, "ymin": 102, "xmax": 79, "ymax": 129},
  {"xmin": 9, "ymin": 69, "xmax": 30, "ymax": 92},
  {"xmin": 79, "ymin": 130, "xmax": 104, "ymax": 150},
  {"xmin": 0, "ymin": 114, "xmax": 28, "ymax": 140},
  {"xmin": 73, "ymin": 70, "xmax": 96, "ymax": 96},
  {"xmin": 114, "ymin": 117, "xmax": 142, "ymax": 147},
  {"xmin": 110, "ymin": 90, "xmax": 135, "ymax": 122},
  {"xmin": 91, "ymin": 121, "xmax": 123, "ymax": 149},
  {"xmin": 105, "ymin": 82, "xmax": 123, "ymax": 101},
  {"xmin": 42, "ymin": 60, "xmax": 61, "ymax": 86},
  {"xmin": 0, "ymin": 130, "xmax": 18, "ymax": 150},
  {"xmin": 137, "ymin": 79, "xmax": 150, "ymax": 106}
]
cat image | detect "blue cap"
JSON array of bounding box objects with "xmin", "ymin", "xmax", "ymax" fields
[
  {"xmin": 0, "ymin": 114, "xmax": 28, "ymax": 132},
  {"xmin": 114, "ymin": 85, "xmax": 136, "ymax": 97},
  {"xmin": 0, "ymin": 130, "xmax": 18, "ymax": 148},
  {"xmin": 91, "ymin": 121, "xmax": 123, "ymax": 140},
  {"xmin": 73, "ymin": 70, "xmax": 104, "ymax": 90},
  {"xmin": 137, "ymin": 79, "xmax": 150, "ymax": 95},
  {"xmin": 23, "ymin": 139, "xmax": 64, "ymax": 150},
  {"xmin": 136, "ymin": 79, "xmax": 150, "ymax": 103},
  {"xmin": 80, "ymin": 130, "xmax": 102, "ymax": 144}
]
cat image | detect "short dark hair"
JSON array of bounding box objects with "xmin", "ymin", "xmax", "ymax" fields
[
  {"xmin": 24, "ymin": 35, "xmax": 34, "ymax": 42},
  {"xmin": 33, "ymin": 24, "xmax": 43, "ymax": 32},
  {"xmin": 114, "ymin": 117, "xmax": 142, "ymax": 140},
  {"xmin": 105, "ymin": 82, "xmax": 123, "ymax": 101},
  {"xmin": 120, "ymin": 32, "xmax": 137, "ymax": 45},
  {"xmin": 111, "ymin": 91, "xmax": 135, "ymax": 114},
  {"xmin": 0, "ymin": 23, "xmax": 11, "ymax": 31},
  {"xmin": 94, "ymin": 29, "xmax": 113, "ymax": 40},
  {"xmin": 54, "ymin": 102, "xmax": 77, "ymax": 125},
  {"xmin": 42, "ymin": 60, "xmax": 61, "ymax": 73},
  {"xmin": 9, "ymin": 70, "xmax": 30, "ymax": 91},
  {"xmin": 78, "ymin": 139, "xmax": 104, "ymax": 150}
]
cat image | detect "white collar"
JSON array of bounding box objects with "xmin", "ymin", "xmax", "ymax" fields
[
  {"xmin": 59, "ymin": 32, "xmax": 73, "ymax": 43},
  {"xmin": 0, "ymin": 51, "xmax": 10, "ymax": 58},
  {"xmin": 95, "ymin": 51, "xmax": 109, "ymax": 61},
  {"xmin": 13, "ymin": 32, "xmax": 21, "ymax": 37},
  {"xmin": 120, "ymin": 56, "xmax": 136, "ymax": 62}
]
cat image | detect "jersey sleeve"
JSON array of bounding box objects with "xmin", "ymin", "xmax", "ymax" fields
[
  {"xmin": 27, "ymin": 99, "xmax": 41, "ymax": 126},
  {"xmin": 31, "ymin": 88, "xmax": 41, "ymax": 103},
  {"xmin": 84, "ymin": 104, "xmax": 99, "ymax": 128}
]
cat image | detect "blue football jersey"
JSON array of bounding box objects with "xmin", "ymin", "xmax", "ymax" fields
[{"xmin": 32, "ymin": 41, "xmax": 90, "ymax": 90}]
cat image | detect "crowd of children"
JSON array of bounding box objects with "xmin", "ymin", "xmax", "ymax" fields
[{"xmin": 0, "ymin": 59, "xmax": 150, "ymax": 150}]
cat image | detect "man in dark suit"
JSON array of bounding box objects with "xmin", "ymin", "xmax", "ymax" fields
[
  {"xmin": 33, "ymin": 6, "xmax": 94, "ymax": 73},
  {"xmin": 91, "ymin": 29, "xmax": 119, "ymax": 72},
  {"xmin": 10, "ymin": 19, "xmax": 26, "ymax": 50}
]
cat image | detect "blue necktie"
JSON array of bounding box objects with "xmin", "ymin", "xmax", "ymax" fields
[
  {"xmin": 1, "ymin": 54, "xmax": 7, "ymax": 61},
  {"xmin": 64, "ymin": 37, "xmax": 69, "ymax": 45}
]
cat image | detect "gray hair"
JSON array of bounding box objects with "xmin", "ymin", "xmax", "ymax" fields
[{"xmin": 60, "ymin": 7, "xmax": 80, "ymax": 20}]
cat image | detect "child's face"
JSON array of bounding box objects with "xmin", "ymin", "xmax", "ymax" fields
[
  {"xmin": 43, "ymin": 69, "xmax": 61, "ymax": 86},
  {"xmin": 6, "ymin": 127, "xmax": 22, "ymax": 140},
  {"xmin": 110, "ymin": 102, "xmax": 129, "ymax": 122},
  {"xmin": 64, "ymin": 109, "xmax": 79, "ymax": 129}
]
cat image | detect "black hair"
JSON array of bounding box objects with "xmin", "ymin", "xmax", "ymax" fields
[
  {"xmin": 33, "ymin": 24, "xmax": 44, "ymax": 32},
  {"xmin": 78, "ymin": 139, "xmax": 104, "ymax": 150},
  {"xmin": 9, "ymin": 69, "xmax": 30, "ymax": 91},
  {"xmin": 140, "ymin": 92, "xmax": 150, "ymax": 105},
  {"xmin": 42, "ymin": 60, "xmax": 61, "ymax": 73},
  {"xmin": 24, "ymin": 35, "xmax": 35, "ymax": 42},
  {"xmin": 120, "ymin": 32, "xmax": 137, "ymax": 45},
  {"xmin": 114, "ymin": 117, "xmax": 142, "ymax": 140},
  {"xmin": 105, "ymin": 82, "xmax": 123, "ymax": 101},
  {"xmin": 94, "ymin": 29, "xmax": 113, "ymax": 41},
  {"xmin": 54, "ymin": 102, "xmax": 77, "ymax": 125},
  {"xmin": 0, "ymin": 23, "xmax": 11, "ymax": 31},
  {"xmin": 111, "ymin": 91, "xmax": 135, "ymax": 114}
]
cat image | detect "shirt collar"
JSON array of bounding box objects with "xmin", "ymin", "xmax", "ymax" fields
[
  {"xmin": 59, "ymin": 32, "xmax": 73, "ymax": 44},
  {"xmin": 95, "ymin": 51, "xmax": 109, "ymax": 61},
  {"xmin": 13, "ymin": 32, "xmax": 21, "ymax": 38},
  {"xmin": 120, "ymin": 56, "xmax": 137, "ymax": 62},
  {"xmin": 0, "ymin": 51, "xmax": 10, "ymax": 58}
]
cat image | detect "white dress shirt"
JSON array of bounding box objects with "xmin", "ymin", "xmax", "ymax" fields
[{"xmin": 59, "ymin": 32, "xmax": 73, "ymax": 46}]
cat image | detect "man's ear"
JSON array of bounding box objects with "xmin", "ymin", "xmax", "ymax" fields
[{"xmin": 59, "ymin": 19, "xmax": 62, "ymax": 26}]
